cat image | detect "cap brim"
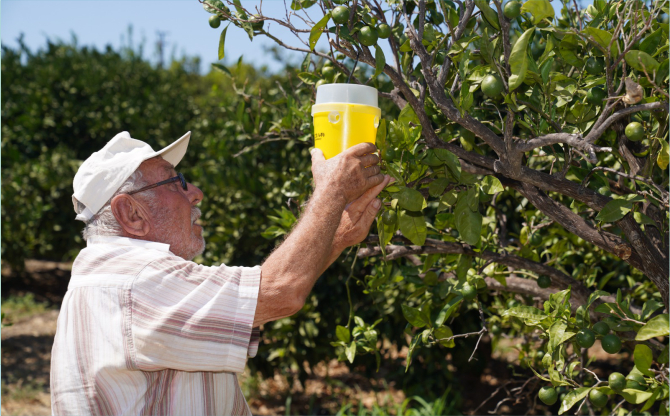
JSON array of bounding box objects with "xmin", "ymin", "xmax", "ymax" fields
[{"xmin": 157, "ymin": 131, "xmax": 191, "ymax": 167}]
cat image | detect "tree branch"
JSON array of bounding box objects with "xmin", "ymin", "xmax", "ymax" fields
[
  {"xmin": 516, "ymin": 133, "xmax": 612, "ymax": 164},
  {"xmin": 585, "ymin": 102, "xmax": 668, "ymax": 144}
]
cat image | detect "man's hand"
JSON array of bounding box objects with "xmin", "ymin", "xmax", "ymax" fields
[
  {"xmin": 311, "ymin": 143, "xmax": 384, "ymax": 205},
  {"xmin": 332, "ymin": 175, "xmax": 393, "ymax": 253}
]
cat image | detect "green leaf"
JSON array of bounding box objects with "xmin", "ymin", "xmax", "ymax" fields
[
  {"xmin": 434, "ymin": 149, "xmax": 461, "ymax": 180},
  {"xmin": 634, "ymin": 344, "xmax": 654, "ymax": 376},
  {"xmin": 549, "ymin": 321, "xmax": 568, "ymax": 354},
  {"xmin": 345, "ymin": 341, "xmax": 357, "ymax": 363},
  {"xmin": 396, "ymin": 187, "xmax": 426, "ymax": 212},
  {"xmin": 658, "ymin": 344, "xmax": 669, "ymax": 364},
  {"xmin": 584, "ymin": 27, "xmax": 619, "ymax": 57},
  {"xmin": 399, "ymin": 210, "xmax": 427, "ymax": 246},
  {"xmin": 508, "ymin": 28, "xmax": 534, "ymax": 91},
  {"xmin": 636, "ymin": 314, "xmax": 669, "ymax": 340},
  {"xmin": 595, "ymin": 199, "xmax": 633, "ymax": 222},
  {"xmin": 640, "ymin": 29, "xmax": 663, "ymax": 55},
  {"xmin": 374, "ymin": 45, "xmax": 386, "ymax": 78},
  {"xmin": 474, "ymin": 0, "xmax": 500, "ymax": 30},
  {"xmin": 641, "ymin": 386, "xmax": 662, "ymax": 412},
  {"xmin": 454, "ymin": 196, "xmax": 482, "ymax": 245},
  {"xmin": 641, "ymin": 299, "xmax": 664, "ymax": 320},
  {"xmin": 297, "ymin": 72, "xmax": 321, "ymax": 84},
  {"xmin": 625, "ymin": 50, "xmax": 661, "ymax": 72},
  {"xmin": 634, "ymin": 211, "xmax": 656, "ymax": 226},
  {"xmin": 434, "ymin": 326, "xmax": 455, "ymax": 348},
  {"xmin": 620, "ymin": 389, "xmax": 654, "ymax": 404},
  {"xmin": 376, "ymin": 119, "xmax": 386, "ymax": 150},
  {"xmin": 336, "ymin": 325, "xmax": 351, "ymax": 344},
  {"xmin": 429, "ymin": 178, "xmax": 450, "ymax": 197},
  {"xmin": 218, "ymin": 24, "xmax": 229, "ymax": 60},
  {"xmin": 520, "ymin": 0, "xmax": 554, "ymax": 24},
  {"xmin": 402, "ymin": 304, "xmax": 428, "ymax": 328},
  {"xmin": 559, "ymin": 387, "xmax": 591, "ymax": 415},
  {"xmin": 211, "ymin": 62, "xmax": 231, "ymax": 76},
  {"xmin": 481, "ymin": 175, "xmax": 504, "ymax": 194},
  {"xmin": 435, "ymin": 295, "xmax": 463, "ymax": 327},
  {"xmin": 502, "ymin": 306, "xmax": 547, "ymax": 320},
  {"xmin": 398, "ymin": 103, "xmax": 420, "ymax": 126},
  {"xmin": 466, "ymin": 186, "xmax": 479, "ymax": 211},
  {"xmin": 309, "ymin": 13, "xmax": 331, "ymax": 51},
  {"xmin": 657, "ymin": 137, "xmax": 669, "ymax": 170},
  {"xmin": 405, "ymin": 334, "xmax": 421, "ymax": 371}
]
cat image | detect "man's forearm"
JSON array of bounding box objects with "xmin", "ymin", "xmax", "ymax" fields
[{"xmin": 260, "ymin": 188, "xmax": 346, "ymax": 308}]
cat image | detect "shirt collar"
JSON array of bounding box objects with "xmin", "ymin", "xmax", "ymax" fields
[{"xmin": 86, "ymin": 235, "xmax": 172, "ymax": 253}]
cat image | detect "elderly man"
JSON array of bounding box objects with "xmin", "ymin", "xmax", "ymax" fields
[{"xmin": 50, "ymin": 131, "xmax": 390, "ymax": 415}]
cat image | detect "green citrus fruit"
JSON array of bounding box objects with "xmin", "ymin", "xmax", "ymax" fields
[
  {"xmin": 538, "ymin": 386, "xmax": 558, "ymax": 405},
  {"xmin": 428, "ymin": 10, "xmax": 444, "ymax": 24},
  {"xmin": 490, "ymin": 324, "xmax": 502, "ymax": 336},
  {"xmin": 529, "ymin": 232, "xmax": 542, "ymax": 246},
  {"xmin": 503, "ymin": 1, "xmax": 522, "ymax": 19},
  {"xmin": 358, "ymin": 26, "xmax": 379, "ymax": 46},
  {"xmin": 536, "ymin": 350, "xmax": 545, "ymax": 360},
  {"xmin": 608, "ymin": 372, "xmax": 626, "ymax": 392},
  {"xmin": 537, "ymin": 275, "xmax": 551, "ymax": 289},
  {"xmin": 585, "ymin": 57, "xmax": 605, "ymax": 75},
  {"xmin": 625, "ymin": 122, "xmax": 645, "ymax": 141},
  {"xmin": 461, "ymin": 283, "xmax": 477, "ymax": 301},
  {"xmin": 587, "ymin": 87, "xmax": 606, "ymax": 105},
  {"xmin": 450, "ymin": 229, "xmax": 459, "ymax": 238},
  {"xmin": 377, "ymin": 23, "xmax": 391, "ymax": 39},
  {"xmin": 589, "ymin": 389, "xmax": 608, "ymax": 408},
  {"xmin": 209, "ymin": 15, "xmax": 221, "ymax": 28},
  {"xmin": 381, "ymin": 210, "xmax": 397, "ymax": 225},
  {"xmin": 593, "ymin": 321, "xmax": 610, "ymax": 336},
  {"xmin": 332, "ymin": 6, "xmax": 350, "ymax": 24},
  {"xmin": 251, "ymin": 15, "xmax": 264, "ymax": 31},
  {"xmin": 322, "ymin": 66, "xmax": 336, "ymax": 81},
  {"xmin": 576, "ymin": 329, "xmax": 596, "ymax": 349},
  {"xmin": 383, "ymin": 147, "xmax": 397, "ymax": 161},
  {"xmin": 481, "ymin": 74, "xmax": 504, "ymax": 99},
  {"xmin": 601, "ymin": 334, "xmax": 622, "ymax": 354}
]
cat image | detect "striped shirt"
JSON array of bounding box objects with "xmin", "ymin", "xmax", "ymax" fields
[{"xmin": 50, "ymin": 236, "xmax": 261, "ymax": 415}]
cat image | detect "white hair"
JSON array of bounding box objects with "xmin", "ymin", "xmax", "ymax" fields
[{"xmin": 74, "ymin": 170, "xmax": 157, "ymax": 241}]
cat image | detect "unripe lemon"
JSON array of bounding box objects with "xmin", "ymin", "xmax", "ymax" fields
[
  {"xmin": 538, "ymin": 386, "xmax": 558, "ymax": 405},
  {"xmin": 625, "ymin": 122, "xmax": 644, "ymax": 141},
  {"xmin": 503, "ymin": 1, "xmax": 522, "ymax": 19},
  {"xmin": 601, "ymin": 334, "xmax": 622, "ymax": 354},
  {"xmin": 481, "ymin": 74, "xmax": 504, "ymax": 99},
  {"xmin": 332, "ymin": 6, "xmax": 350, "ymax": 24},
  {"xmin": 209, "ymin": 15, "xmax": 221, "ymax": 28}
]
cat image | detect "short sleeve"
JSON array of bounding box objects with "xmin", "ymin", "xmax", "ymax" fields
[{"xmin": 128, "ymin": 256, "xmax": 261, "ymax": 373}]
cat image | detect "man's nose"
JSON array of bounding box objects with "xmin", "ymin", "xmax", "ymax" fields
[{"xmin": 187, "ymin": 183, "xmax": 204, "ymax": 205}]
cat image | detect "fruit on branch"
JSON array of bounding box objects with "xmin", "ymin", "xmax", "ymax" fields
[
  {"xmin": 481, "ymin": 74, "xmax": 504, "ymax": 99},
  {"xmin": 381, "ymin": 209, "xmax": 397, "ymax": 226},
  {"xmin": 332, "ymin": 6, "xmax": 350, "ymax": 24},
  {"xmin": 503, "ymin": 1, "xmax": 522, "ymax": 19},
  {"xmin": 588, "ymin": 389, "xmax": 608, "ymax": 408},
  {"xmin": 251, "ymin": 15, "xmax": 264, "ymax": 31},
  {"xmin": 625, "ymin": 122, "xmax": 645, "ymax": 142},
  {"xmin": 461, "ymin": 282, "xmax": 477, "ymax": 301},
  {"xmin": 585, "ymin": 57, "xmax": 605, "ymax": 76},
  {"xmin": 537, "ymin": 275, "xmax": 551, "ymax": 289},
  {"xmin": 592, "ymin": 321, "xmax": 610, "ymax": 336},
  {"xmin": 576, "ymin": 328, "xmax": 596, "ymax": 349},
  {"xmin": 358, "ymin": 26, "xmax": 379, "ymax": 46},
  {"xmin": 538, "ymin": 386, "xmax": 558, "ymax": 405},
  {"xmin": 626, "ymin": 373, "xmax": 648, "ymax": 391},
  {"xmin": 608, "ymin": 372, "xmax": 626, "ymax": 392},
  {"xmin": 490, "ymin": 324, "xmax": 502, "ymax": 336},
  {"xmin": 601, "ymin": 334, "xmax": 622, "ymax": 354},
  {"xmin": 377, "ymin": 23, "xmax": 391, "ymax": 39},
  {"xmin": 322, "ymin": 66, "xmax": 335, "ymax": 82},
  {"xmin": 209, "ymin": 15, "xmax": 221, "ymax": 28},
  {"xmin": 586, "ymin": 87, "xmax": 606, "ymax": 105}
]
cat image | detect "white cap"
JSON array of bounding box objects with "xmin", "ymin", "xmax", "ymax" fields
[
  {"xmin": 315, "ymin": 84, "xmax": 379, "ymax": 107},
  {"xmin": 72, "ymin": 131, "xmax": 191, "ymax": 222}
]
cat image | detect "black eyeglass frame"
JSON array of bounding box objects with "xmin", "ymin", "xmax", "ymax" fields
[{"xmin": 127, "ymin": 172, "xmax": 188, "ymax": 196}]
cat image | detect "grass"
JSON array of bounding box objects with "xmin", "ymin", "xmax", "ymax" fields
[
  {"xmin": 1, "ymin": 293, "xmax": 53, "ymax": 323},
  {"xmin": 1, "ymin": 378, "xmax": 46, "ymax": 403},
  {"xmin": 335, "ymin": 387, "xmax": 460, "ymax": 416}
]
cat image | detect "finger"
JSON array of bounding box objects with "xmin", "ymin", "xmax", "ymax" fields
[
  {"xmin": 366, "ymin": 172, "xmax": 387, "ymax": 189},
  {"xmin": 310, "ymin": 148, "xmax": 326, "ymax": 165},
  {"xmin": 346, "ymin": 142, "xmax": 378, "ymax": 157},
  {"xmin": 360, "ymin": 153, "xmax": 380, "ymax": 167},
  {"xmin": 346, "ymin": 175, "xmax": 391, "ymax": 214},
  {"xmin": 365, "ymin": 165, "xmax": 381, "ymax": 177}
]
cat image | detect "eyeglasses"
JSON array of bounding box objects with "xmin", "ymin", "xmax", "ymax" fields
[{"xmin": 127, "ymin": 172, "xmax": 188, "ymax": 196}]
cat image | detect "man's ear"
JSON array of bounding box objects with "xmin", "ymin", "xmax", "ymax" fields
[{"xmin": 111, "ymin": 194, "xmax": 151, "ymax": 237}]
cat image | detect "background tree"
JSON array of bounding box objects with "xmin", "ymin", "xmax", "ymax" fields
[{"xmin": 203, "ymin": 0, "xmax": 670, "ymax": 413}]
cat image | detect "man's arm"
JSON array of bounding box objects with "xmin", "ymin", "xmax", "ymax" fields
[{"xmin": 254, "ymin": 143, "xmax": 384, "ymax": 327}]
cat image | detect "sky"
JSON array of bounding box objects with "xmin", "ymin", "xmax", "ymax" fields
[
  {"xmin": 2, "ymin": 1, "xmax": 593, "ymax": 74},
  {"xmin": 1, "ymin": 0, "xmax": 338, "ymax": 73}
]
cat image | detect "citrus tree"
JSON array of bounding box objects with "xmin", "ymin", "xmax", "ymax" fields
[{"xmin": 202, "ymin": 0, "xmax": 669, "ymax": 413}]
